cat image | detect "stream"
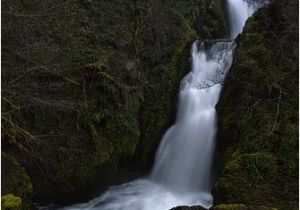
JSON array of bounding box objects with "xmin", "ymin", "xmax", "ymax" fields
[{"xmin": 44, "ymin": 1, "xmax": 266, "ymax": 209}]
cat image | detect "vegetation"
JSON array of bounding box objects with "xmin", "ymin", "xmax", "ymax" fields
[
  {"xmin": 2, "ymin": 0, "xmax": 227, "ymax": 208},
  {"xmin": 2, "ymin": 0, "xmax": 297, "ymax": 209},
  {"xmin": 170, "ymin": 206, "xmax": 206, "ymax": 210},
  {"xmin": 1, "ymin": 194, "xmax": 22, "ymax": 210},
  {"xmin": 214, "ymin": 0, "xmax": 298, "ymax": 209},
  {"xmin": 212, "ymin": 204, "xmax": 278, "ymax": 210},
  {"xmin": 2, "ymin": 152, "xmax": 33, "ymax": 208}
]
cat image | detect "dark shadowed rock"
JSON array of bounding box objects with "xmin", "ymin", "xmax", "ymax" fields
[{"xmin": 170, "ymin": 205, "xmax": 206, "ymax": 210}]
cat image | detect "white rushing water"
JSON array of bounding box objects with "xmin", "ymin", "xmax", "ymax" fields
[
  {"xmin": 227, "ymin": 0, "xmax": 255, "ymax": 38},
  {"xmin": 227, "ymin": 0, "xmax": 265, "ymax": 38},
  {"xmin": 53, "ymin": 1, "xmax": 264, "ymax": 210}
]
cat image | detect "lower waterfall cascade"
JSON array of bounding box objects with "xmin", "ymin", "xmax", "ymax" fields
[{"xmin": 47, "ymin": 1, "xmax": 266, "ymax": 210}]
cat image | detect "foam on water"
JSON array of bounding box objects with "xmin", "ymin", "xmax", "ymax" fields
[
  {"xmin": 56, "ymin": 41, "xmax": 235, "ymax": 210},
  {"xmin": 49, "ymin": 1, "xmax": 266, "ymax": 210}
]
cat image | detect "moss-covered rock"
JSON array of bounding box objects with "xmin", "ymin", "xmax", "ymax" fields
[
  {"xmin": 214, "ymin": 153, "xmax": 277, "ymax": 204},
  {"xmin": 214, "ymin": 0, "xmax": 298, "ymax": 209},
  {"xmin": 194, "ymin": 0, "xmax": 228, "ymax": 38},
  {"xmin": 1, "ymin": 194, "xmax": 22, "ymax": 210},
  {"xmin": 212, "ymin": 204, "xmax": 248, "ymax": 210},
  {"xmin": 212, "ymin": 204, "xmax": 278, "ymax": 210},
  {"xmin": 2, "ymin": 0, "xmax": 225, "ymax": 206},
  {"xmin": 2, "ymin": 152, "xmax": 33, "ymax": 209},
  {"xmin": 170, "ymin": 206, "xmax": 206, "ymax": 210}
]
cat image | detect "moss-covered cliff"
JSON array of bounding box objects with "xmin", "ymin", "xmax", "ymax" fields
[
  {"xmin": 2, "ymin": 0, "xmax": 227, "ymax": 208},
  {"xmin": 214, "ymin": 0, "xmax": 298, "ymax": 209},
  {"xmin": 168, "ymin": 2, "xmax": 298, "ymax": 210}
]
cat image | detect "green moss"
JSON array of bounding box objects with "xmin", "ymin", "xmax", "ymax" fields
[
  {"xmin": 70, "ymin": 49, "xmax": 98, "ymax": 63},
  {"xmin": 1, "ymin": 153, "xmax": 32, "ymax": 208},
  {"xmin": 194, "ymin": 0, "xmax": 228, "ymax": 39},
  {"xmin": 212, "ymin": 204, "xmax": 279, "ymax": 210},
  {"xmin": 170, "ymin": 206, "xmax": 206, "ymax": 210},
  {"xmin": 131, "ymin": 0, "xmax": 198, "ymax": 170},
  {"xmin": 214, "ymin": 1, "xmax": 298, "ymax": 209},
  {"xmin": 214, "ymin": 153, "xmax": 277, "ymax": 206},
  {"xmin": 175, "ymin": 0, "xmax": 202, "ymax": 20},
  {"xmin": 1, "ymin": 194, "xmax": 22, "ymax": 210},
  {"xmin": 243, "ymin": 153, "xmax": 276, "ymax": 181},
  {"xmin": 252, "ymin": 207, "xmax": 278, "ymax": 210},
  {"xmin": 1, "ymin": 0, "xmax": 237, "ymax": 206},
  {"xmin": 212, "ymin": 204, "xmax": 247, "ymax": 210}
]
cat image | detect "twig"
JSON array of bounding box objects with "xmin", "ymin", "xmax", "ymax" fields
[{"xmin": 268, "ymin": 85, "xmax": 282, "ymax": 136}]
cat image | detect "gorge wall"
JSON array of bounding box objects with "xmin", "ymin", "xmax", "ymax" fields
[
  {"xmin": 2, "ymin": 0, "xmax": 227, "ymax": 209},
  {"xmin": 2, "ymin": 0, "xmax": 298, "ymax": 210},
  {"xmin": 214, "ymin": 0, "xmax": 298, "ymax": 209}
]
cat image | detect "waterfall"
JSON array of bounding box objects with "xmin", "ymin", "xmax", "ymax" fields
[
  {"xmin": 52, "ymin": 1, "xmax": 265, "ymax": 210},
  {"xmin": 227, "ymin": 0, "xmax": 253, "ymax": 38},
  {"xmin": 227, "ymin": 0, "xmax": 265, "ymax": 38},
  {"xmin": 150, "ymin": 41, "xmax": 235, "ymax": 196}
]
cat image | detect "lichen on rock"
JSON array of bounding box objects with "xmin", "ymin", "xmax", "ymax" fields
[
  {"xmin": 1, "ymin": 194, "xmax": 22, "ymax": 210},
  {"xmin": 2, "ymin": 152, "xmax": 33, "ymax": 209}
]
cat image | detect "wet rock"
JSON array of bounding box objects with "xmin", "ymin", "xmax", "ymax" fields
[{"xmin": 170, "ymin": 205, "xmax": 206, "ymax": 210}]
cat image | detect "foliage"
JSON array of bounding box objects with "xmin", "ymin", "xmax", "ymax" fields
[
  {"xmin": 214, "ymin": 0, "xmax": 298, "ymax": 209},
  {"xmin": 1, "ymin": 194, "xmax": 22, "ymax": 210},
  {"xmin": 2, "ymin": 0, "xmax": 225, "ymax": 206},
  {"xmin": 1, "ymin": 153, "xmax": 33, "ymax": 210},
  {"xmin": 193, "ymin": 0, "xmax": 228, "ymax": 38},
  {"xmin": 212, "ymin": 204, "xmax": 278, "ymax": 210},
  {"xmin": 212, "ymin": 204, "xmax": 248, "ymax": 210}
]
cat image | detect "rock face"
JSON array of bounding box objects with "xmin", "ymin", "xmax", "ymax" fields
[
  {"xmin": 211, "ymin": 204, "xmax": 278, "ymax": 210},
  {"xmin": 169, "ymin": 204, "xmax": 279, "ymax": 210},
  {"xmin": 194, "ymin": 0, "xmax": 228, "ymax": 38},
  {"xmin": 2, "ymin": 0, "xmax": 227, "ymax": 208},
  {"xmin": 214, "ymin": 0, "xmax": 298, "ymax": 210},
  {"xmin": 170, "ymin": 206, "xmax": 206, "ymax": 210}
]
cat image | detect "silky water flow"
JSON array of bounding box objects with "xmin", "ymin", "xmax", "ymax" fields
[{"xmin": 50, "ymin": 1, "xmax": 265, "ymax": 210}]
